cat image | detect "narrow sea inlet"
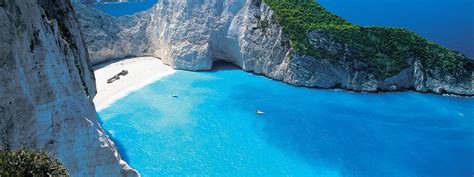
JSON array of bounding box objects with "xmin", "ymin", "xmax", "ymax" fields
[{"xmin": 98, "ymin": 65, "xmax": 474, "ymax": 177}]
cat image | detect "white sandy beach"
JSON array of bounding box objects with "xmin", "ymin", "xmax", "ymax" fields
[{"xmin": 93, "ymin": 57, "xmax": 175, "ymax": 111}]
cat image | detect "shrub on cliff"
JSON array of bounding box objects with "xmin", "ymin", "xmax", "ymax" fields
[
  {"xmin": 264, "ymin": 0, "xmax": 469, "ymax": 79},
  {"xmin": 0, "ymin": 149, "xmax": 68, "ymax": 176}
]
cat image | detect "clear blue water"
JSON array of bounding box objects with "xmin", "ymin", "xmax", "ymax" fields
[
  {"xmin": 317, "ymin": 0, "xmax": 474, "ymax": 57},
  {"xmin": 98, "ymin": 67, "xmax": 474, "ymax": 177},
  {"xmin": 90, "ymin": 0, "xmax": 158, "ymax": 16}
]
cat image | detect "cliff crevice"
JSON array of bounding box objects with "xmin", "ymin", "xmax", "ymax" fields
[
  {"xmin": 74, "ymin": 0, "xmax": 473, "ymax": 95},
  {"xmin": 0, "ymin": 0, "xmax": 138, "ymax": 176}
]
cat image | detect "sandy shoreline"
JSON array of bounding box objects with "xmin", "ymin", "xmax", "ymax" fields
[{"xmin": 93, "ymin": 57, "xmax": 175, "ymax": 111}]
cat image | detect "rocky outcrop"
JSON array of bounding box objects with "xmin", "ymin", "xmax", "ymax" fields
[
  {"xmin": 74, "ymin": 0, "xmax": 473, "ymax": 95},
  {"xmin": 0, "ymin": 0, "xmax": 138, "ymax": 176},
  {"xmin": 74, "ymin": 3, "xmax": 149, "ymax": 64}
]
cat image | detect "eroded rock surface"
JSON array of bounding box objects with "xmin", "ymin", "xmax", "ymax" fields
[
  {"xmin": 74, "ymin": 0, "xmax": 473, "ymax": 95},
  {"xmin": 0, "ymin": 0, "xmax": 138, "ymax": 176}
]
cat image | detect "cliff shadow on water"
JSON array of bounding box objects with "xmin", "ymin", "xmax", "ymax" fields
[{"xmin": 96, "ymin": 113, "xmax": 132, "ymax": 163}]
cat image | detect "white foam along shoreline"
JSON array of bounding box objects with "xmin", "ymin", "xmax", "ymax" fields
[{"xmin": 93, "ymin": 57, "xmax": 176, "ymax": 111}]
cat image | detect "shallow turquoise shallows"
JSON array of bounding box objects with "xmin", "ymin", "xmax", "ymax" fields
[{"xmin": 98, "ymin": 67, "xmax": 474, "ymax": 177}]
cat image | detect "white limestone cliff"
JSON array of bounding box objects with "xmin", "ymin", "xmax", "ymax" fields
[
  {"xmin": 74, "ymin": 0, "xmax": 473, "ymax": 95},
  {"xmin": 0, "ymin": 0, "xmax": 138, "ymax": 176}
]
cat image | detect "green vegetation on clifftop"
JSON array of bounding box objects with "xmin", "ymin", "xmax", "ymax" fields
[
  {"xmin": 264, "ymin": 0, "xmax": 469, "ymax": 79},
  {"xmin": 0, "ymin": 149, "xmax": 68, "ymax": 176}
]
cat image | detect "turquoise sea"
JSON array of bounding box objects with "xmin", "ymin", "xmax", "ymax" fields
[
  {"xmin": 98, "ymin": 65, "xmax": 474, "ymax": 176},
  {"xmin": 93, "ymin": 0, "xmax": 474, "ymax": 176}
]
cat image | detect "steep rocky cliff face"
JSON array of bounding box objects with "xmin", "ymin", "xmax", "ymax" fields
[
  {"xmin": 74, "ymin": 0, "xmax": 473, "ymax": 95},
  {"xmin": 74, "ymin": 3, "xmax": 148, "ymax": 64},
  {"xmin": 0, "ymin": 0, "xmax": 138, "ymax": 176}
]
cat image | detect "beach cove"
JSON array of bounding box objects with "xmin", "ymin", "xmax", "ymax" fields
[{"xmin": 93, "ymin": 57, "xmax": 175, "ymax": 111}]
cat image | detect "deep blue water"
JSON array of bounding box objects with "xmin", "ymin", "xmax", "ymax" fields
[
  {"xmin": 98, "ymin": 68, "xmax": 474, "ymax": 177},
  {"xmin": 317, "ymin": 0, "xmax": 474, "ymax": 57}
]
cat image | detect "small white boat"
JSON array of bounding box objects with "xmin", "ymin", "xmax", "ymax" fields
[
  {"xmin": 172, "ymin": 95, "xmax": 178, "ymax": 98},
  {"xmin": 256, "ymin": 110, "xmax": 265, "ymax": 115}
]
